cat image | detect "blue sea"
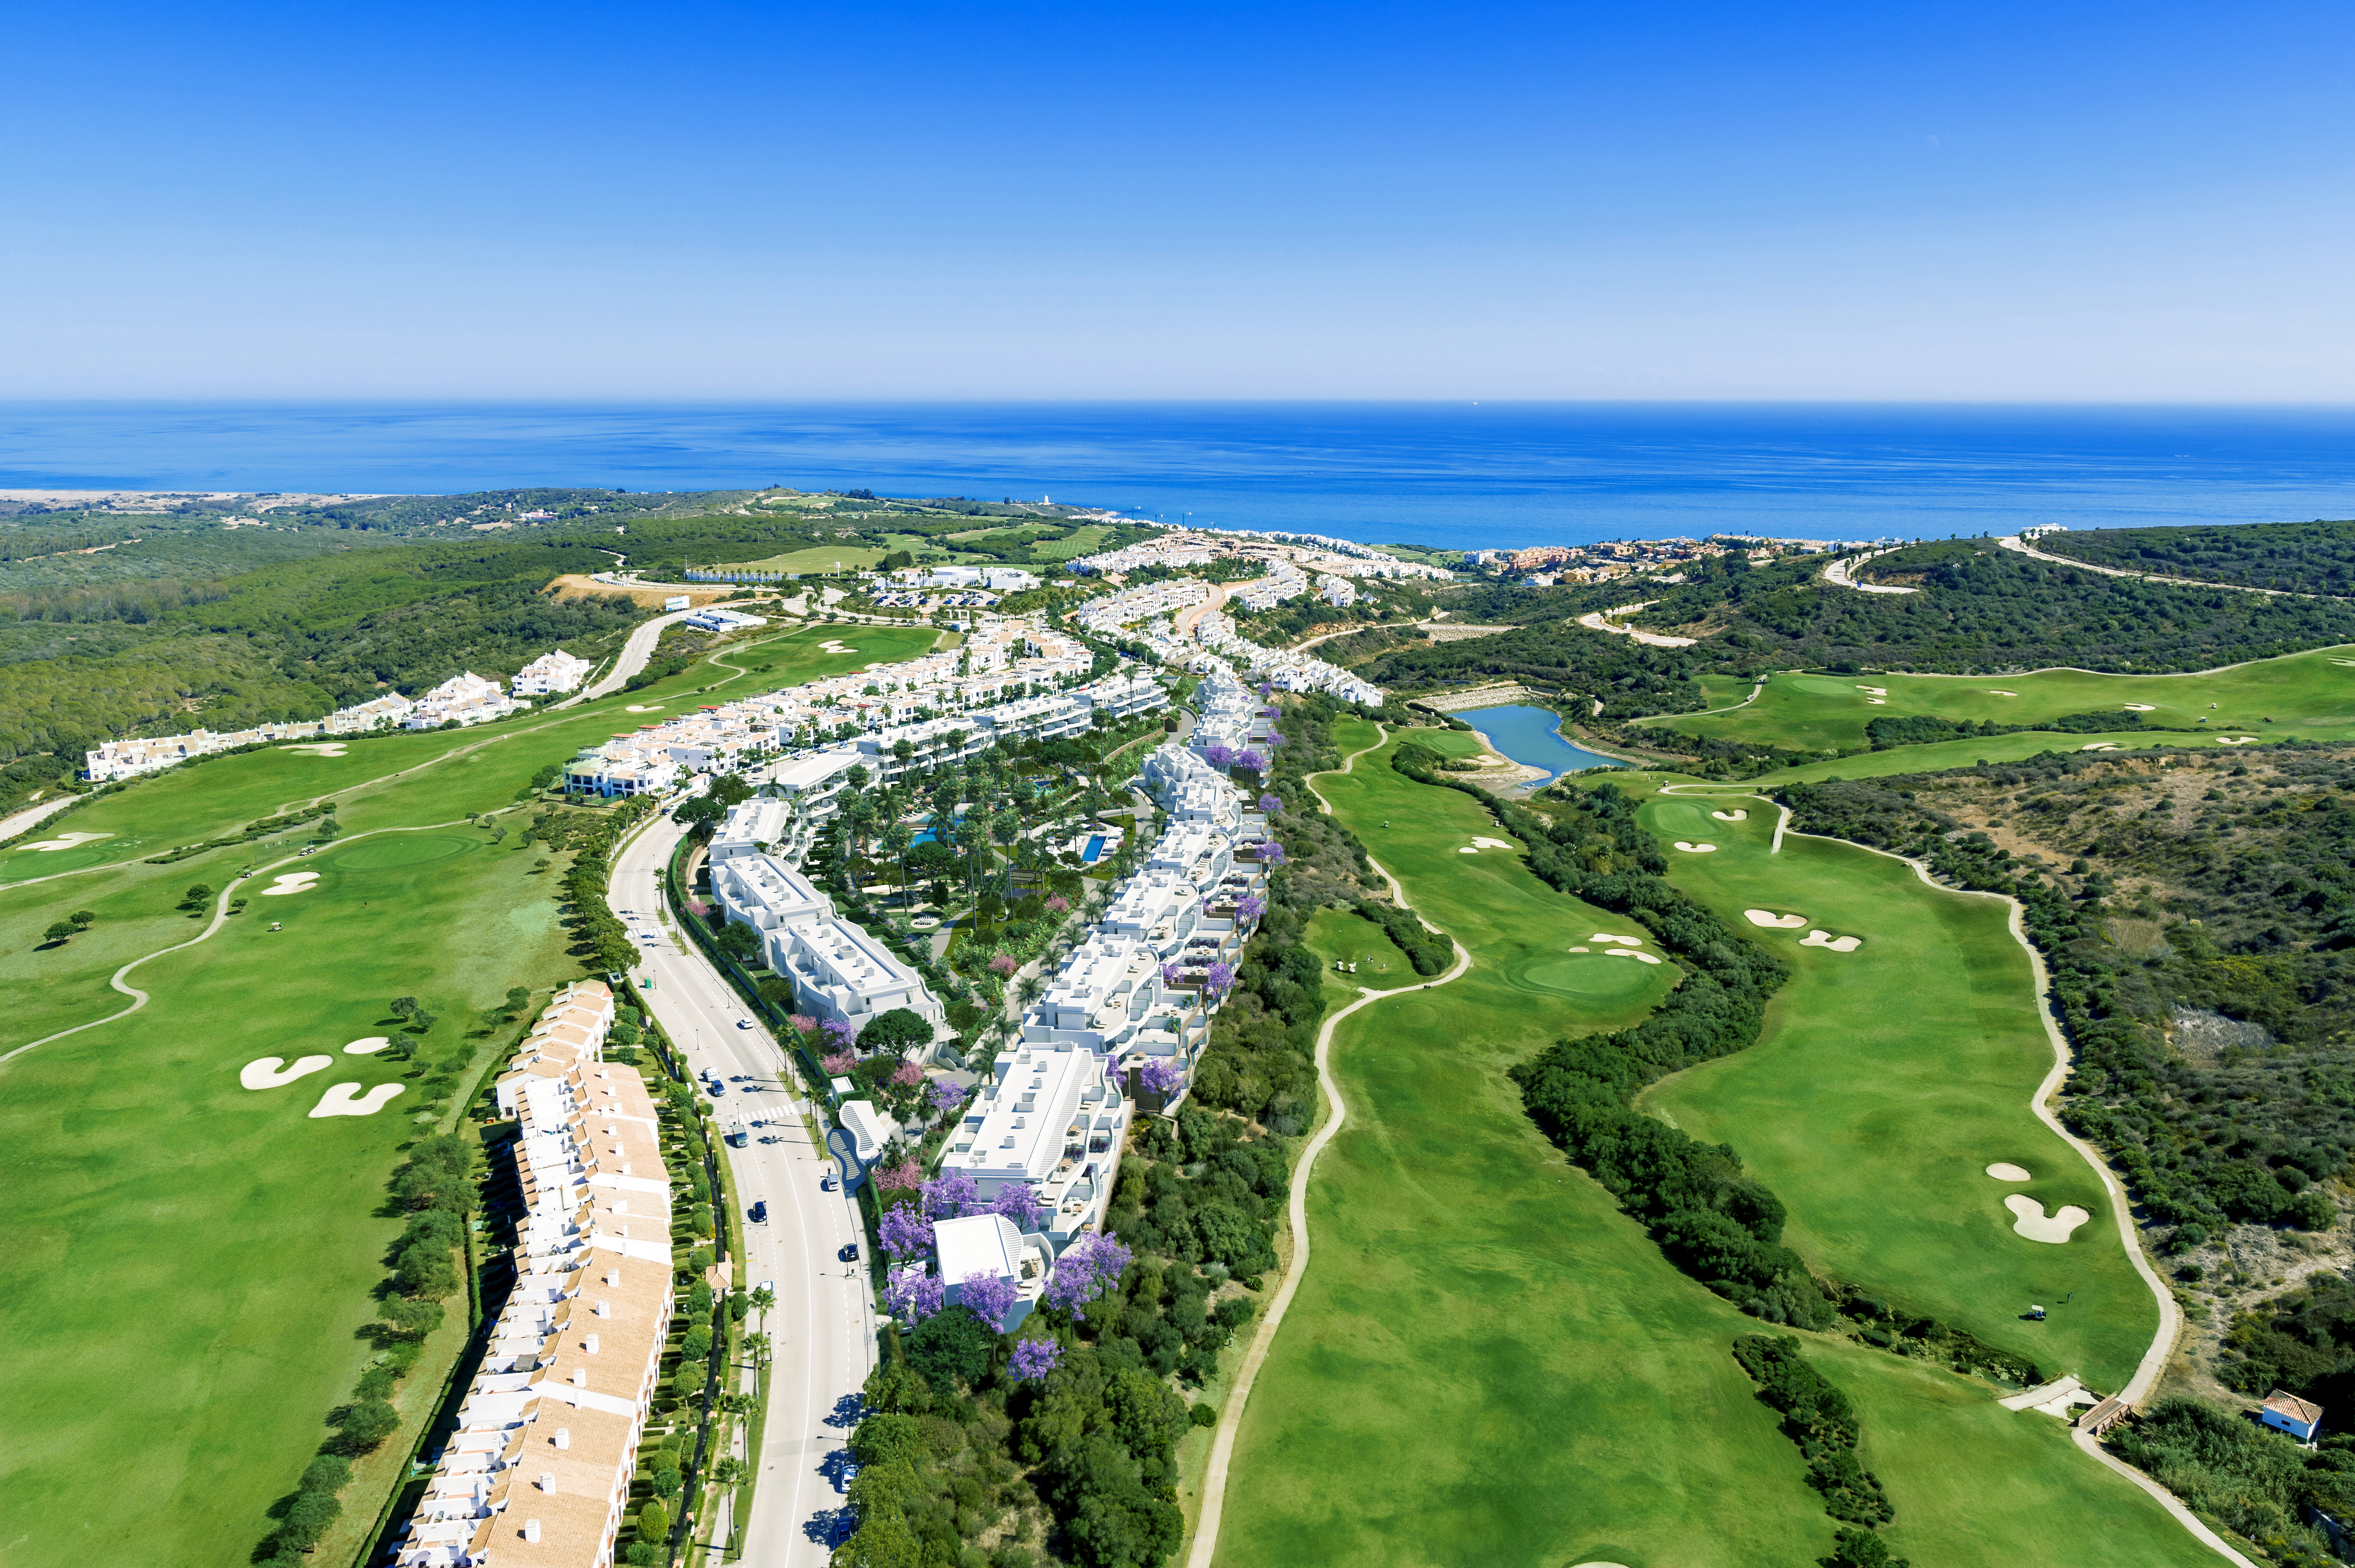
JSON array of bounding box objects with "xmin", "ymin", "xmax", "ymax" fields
[{"xmin": 4, "ymin": 402, "xmax": 2355, "ymax": 553}]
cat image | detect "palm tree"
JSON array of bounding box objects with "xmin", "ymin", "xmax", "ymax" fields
[{"xmin": 881, "ymin": 821, "xmax": 913, "ymax": 907}]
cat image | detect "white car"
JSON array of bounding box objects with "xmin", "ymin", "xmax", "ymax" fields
[{"xmin": 736, "ymin": 1017, "xmax": 754, "ymax": 1030}]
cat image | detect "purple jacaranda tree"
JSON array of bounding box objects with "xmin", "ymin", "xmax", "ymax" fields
[
  {"xmin": 1139, "ymin": 1057, "xmax": 1185, "ymax": 1100},
  {"xmin": 959, "ymin": 1270, "xmax": 1018, "ymax": 1328},
  {"xmin": 885, "ymin": 1265, "xmax": 945, "ymax": 1322},
  {"xmin": 991, "ymin": 1182, "xmax": 1050, "ymax": 1231},
  {"xmin": 1236, "ymin": 894, "xmax": 1266, "ymax": 926},
  {"xmin": 879, "ymin": 1204, "xmax": 935, "ymax": 1259},
  {"xmin": 1238, "ymin": 750, "xmax": 1266, "ymax": 773},
  {"xmin": 921, "ymin": 1168, "xmax": 982, "ymax": 1220},
  {"xmin": 821, "ymin": 1017, "xmax": 859, "ymax": 1053},
  {"xmin": 1257, "ymin": 682, "xmax": 1273, "ymax": 698},
  {"xmin": 1205, "ymin": 962, "xmax": 1236, "ymax": 999},
  {"xmin": 1161, "ymin": 962, "xmax": 1183, "ymax": 989},
  {"xmin": 1258, "ymin": 795, "xmax": 1280, "ymax": 813},
  {"xmin": 1008, "ymin": 1338, "xmax": 1063, "ymax": 1382},
  {"xmin": 1045, "ymin": 1232, "xmax": 1133, "ymax": 1320},
  {"xmin": 1204, "ymin": 744, "xmax": 1236, "ymax": 771},
  {"xmin": 1257, "ymin": 842, "xmax": 1286, "ymax": 867},
  {"xmin": 928, "ymin": 1079, "xmax": 969, "ymax": 1122},
  {"xmin": 1259, "ymin": 707, "xmax": 1279, "ymax": 718}
]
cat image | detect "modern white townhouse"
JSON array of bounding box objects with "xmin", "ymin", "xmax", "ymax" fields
[
  {"xmin": 82, "ymin": 691, "xmax": 417, "ymax": 780},
  {"xmin": 510, "ymin": 649, "xmax": 595, "ymax": 697},
  {"xmin": 393, "ymin": 981, "xmax": 676, "ymax": 1568},
  {"xmin": 937, "ymin": 1037, "xmax": 1132, "ymax": 1253},
  {"xmin": 934, "ymin": 1213, "xmax": 1048, "ymax": 1330},
  {"xmin": 708, "ymin": 852, "xmax": 945, "ymax": 1038}
]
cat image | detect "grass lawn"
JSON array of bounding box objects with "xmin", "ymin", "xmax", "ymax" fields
[
  {"xmin": 1215, "ymin": 725, "xmax": 2213, "ymax": 1567},
  {"xmin": 0, "ymin": 620, "xmax": 943, "ymax": 1562},
  {"xmin": 1652, "ymin": 645, "xmax": 2355, "ymax": 754},
  {"xmin": 1628, "ymin": 789, "xmax": 2157, "ymax": 1388},
  {"xmin": 1302, "ymin": 907, "xmax": 1423, "ymax": 995}
]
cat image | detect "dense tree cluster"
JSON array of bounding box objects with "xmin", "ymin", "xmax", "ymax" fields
[
  {"xmin": 1350, "ymin": 898, "xmax": 1452, "ymax": 975},
  {"xmin": 2033, "ymin": 519, "xmax": 2355, "ymax": 597},
  {"xmin": 1731, "ymin": 1335, "xmax": 1897, "ymax": 1532},
  {"xmin": 2107, "ymin": 1398, "xmax": 2355, "ymax": 1566}
]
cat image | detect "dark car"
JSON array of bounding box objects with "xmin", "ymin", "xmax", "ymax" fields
[
  {"xmin": 838, "ymin": 1242, "xmax": 859, "ymax": 1262},
  {"xmin": 820, "ymin": 1172, "xmax": 837, "ymax": 1192},
  {"xmin": 748, "ymin": 1200, "xmax": 768, "ymax": 1223}
]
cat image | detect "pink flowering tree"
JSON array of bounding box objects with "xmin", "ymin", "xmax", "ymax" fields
[
  {"xmin": 879, "ymin": 1205, "xmax": 935, "ymax": 1260},
  {"xmin": 820, "ymin": 1051, "xmax": 857, "ymax": 1076},
  {"xmin": 1008, "ymin": 1338, "xmax": 1062, "ymax": 1382},
  {"xmin": 890, "ymin": 1060, "xmax": 926, "ymax": 1089},
  {"xmin": 921, "ymin": 1168, "xmax": 982, "ymax": 1220},
  {"xmin": 987, "ymin": 953, "xmax": 1018, "ymax": 978},
  {"xmin": 1045, "ymin": 894, "xmax": 1070, "ymax": 915},
  {"xmin": 1139, "ymin": 1057, "xmax": 1185, "ymax": 1101},
  {"xmin": 885, "ymin": 1265, "xmax": 945, "ymax": 1322},
  {"xmin": 959, "ymin": 1270, "xmax": 1019, "ymax": 1328},
  {"xmin": 789, "ymin": 1014, "xmax": 819, "ymax": 1037},
  {"xmin": 990, "ymin": 1182, "xmax": 1050, "ymax": 1231},
  {"xmin": 1205, "ymin": 961, "xmax": 1236, "ymax": 1000},
  {"xmin": 1044, "ymin": 1232, "xmax": 1133, "ymax": 1320},
  {"xmin": 874, "ymin": 1157, "xmax": 923, "ymax": 1193}
]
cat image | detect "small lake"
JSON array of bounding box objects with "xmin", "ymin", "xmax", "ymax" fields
[{"xmin": 1456, "ymin": 705, "xmax": 1626, "ymax": 783}]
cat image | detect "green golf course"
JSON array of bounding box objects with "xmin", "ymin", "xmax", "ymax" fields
[
  {"xmin": 1654, "ymin": 643, "xmax": 2355, "ymax": 754},
  {"xmin": 0, "ymin": 619, "xmax": 939, "ymax": 1563},
  {"xmin": 1632, "ymin": 788, "xmax": 2157, "ymax": 1386},
  {"xmin": 1211, "ymin": 723, "xmax": 2213, "ymax": 1568}
]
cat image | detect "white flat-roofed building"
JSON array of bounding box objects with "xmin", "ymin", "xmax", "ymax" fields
[
  {"xmin": 939, "ymin": 1038, "xmax": 1129, "ymax": 1249},
  {"xmin": 984, "ymin": 567, "xmax": 1038, "ymax": 592},
  {"xmin": 1021, "ymin": 933, "xmax": 1180, "ymax": 1059},
  {"xmin": 841, "ymin": 1099, "xmax": 898, "ymax": 1163},
  {"xmin": 326, "ymin": 691, "xmax": 417, "ymax": 733},
  {"xmin": 683, "ymin": 607, "xmax": 769, "ymax": 632},
  {"xmin": 709, "ymin": 852, "xmax": 944, "ymax": 1037},
  {"xmin": 510, "ymin": 649, "xmax": 595, "ymax": 697},
  {"xmin": 933, "ymin": 1212, "xmax": 1046, "ymax": 1330},
  {"xmin": 708, "ymin": 797, "xmax": 793, "ymax": 864}
]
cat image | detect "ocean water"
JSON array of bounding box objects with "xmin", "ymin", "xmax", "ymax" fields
[
  {"xmin": 1456, "ymin": 705, "xmax": 1624, "ymax": 782},
  {"xmin": 4, "ymin": 401, "xmax": 2355, "ymax": 553}
]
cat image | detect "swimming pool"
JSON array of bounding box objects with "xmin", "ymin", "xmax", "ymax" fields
[
  {"xmin": 1082, "ymin": 834, "xmax": 1105, "ymax": 863},
  {"xmin": 1454, "ymin": 705, "xmax": 1626, "ymax": 783}
]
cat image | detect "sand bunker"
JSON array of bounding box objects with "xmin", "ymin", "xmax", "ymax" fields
[
  {"xmin": 1590, "ymin": 931, "xmax": 1644, "ymax": 945},
  {"xmin": 2215, "ymin": 736, "xmax": 2260, "ymax": 745},
  {"xmin": 2079, "ymin": 743, "xmax": 2120, "ymax": 752},
  {"xmin": 1711, "ymin": 809, "xmax": 1747, "ymax": 821},
  {"xmin": 1672, "ymin": 841, "xmax": 1716, "ymax": 853},
  {"xmin": 1457, "ymin": 846, "xmax": 1478, "ymax": 854},
  {"xmin": 1985, "ymin": 1162, "xmax": 2033, "ymax": 1182},
  {"xmin": 1469, "ymin": 836, "xmax": 1516, "ymax": 850},
  {"xmin": 258, "ymin": 872, "xmax": 320, "ymax": 896},
  {"xmin": 343, "ymin": 1036, "xmax": 392, "ymax": 1055},
  {"xmin": 1855, "ymin": 685, "xmax": 1888, "ymax": 695},
  {"xmin": 2005, "ymin": 1193, "xmax": 2091, "ymax": 1243},
  {"xmin": 1568, "ymin": 945, "xmax": 1588, "ymax": 953},
  {"xmin": 1606, "ymin": 949, "xmax": 1663, "ymax": 965},
  {"xmin": 20, "ymin": 831, "xmax": 112, "ymax": 853},
  {"xmin": 242, "ymin": 1055, "xmax": 334, "ymax": 1090},
  {"xmin": 279, "ymin": 742, "xmax": 348, "ymax": 757},
  {"xmin": 1745, "ymin": 910, "xmax": 1808, "ymax": 929},
  {"xmin": 820, "ymin": 640, "xmax": 859, "ymax": 653},
  {"xmin": 1866, "ymin": 697, "xmax": 1887, "ymax": 705},
  {"xmin": 309, "ymin": 1082, "xmax": 406, "ymax": 1118},
  {"xmin": 1988, "ymin": 689, "xmax": 2018, "ymax": 696},
  {"xmin": 1799, "ymin": 930, "xmax": 1863, "ymax": 952},
  {"xmin": 625, "ymin": 704, "xmax": 664, "ymax": 713},
  {"xmin": 2123, "ymin": 703, "xmax": 2157, "ymax": 712}
]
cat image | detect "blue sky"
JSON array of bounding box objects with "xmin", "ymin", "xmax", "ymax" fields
[{"xmin": 4, "ymin": 1, "xmax": 2349, "ymax": 399}]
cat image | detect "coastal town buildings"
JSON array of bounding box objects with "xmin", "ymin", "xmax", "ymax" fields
[
  {"xmin": 392, "ymin": 980, "xmax": 676, "ymax": 1568},
  {"xmin": 405, "ymin": 672, "xmax": 532, "ymax": 730},
  {"xmin": 509, "ymin": 649, "xmax": 595, "ymax": 697},
  {"xmin": 81, "ymin": 690, "xmax": 421, "ymax": 781}
]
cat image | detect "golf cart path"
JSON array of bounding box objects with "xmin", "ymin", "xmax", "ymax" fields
[
  {"xmin": 1185, "ymin": 723, "xmax": 1474, "ymax": 1568},
  {"xmin": 1657, "ymin": 784, "xmax": 2246, "ymax": 1566},
  {"xmin": 0, "ymin": 810, "xmax": 523, "ymax": 1069}
]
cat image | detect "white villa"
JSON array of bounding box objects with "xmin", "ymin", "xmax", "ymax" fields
[
  {"xmin": 510, "ymin": 649, "xmax": 595, "ymax": 697},
  {"xmin": 405, "ymin": 672, "xmax": 531, "ymax": 729},
  {"xmin": 935, "ymin": 1212, "xmax": 1047, "ymax": 1331}
]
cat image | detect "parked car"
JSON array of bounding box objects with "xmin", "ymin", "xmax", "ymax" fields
[{"xmin": 748, "ymin": 1201, "xmax": 768, "ymax": 1223}]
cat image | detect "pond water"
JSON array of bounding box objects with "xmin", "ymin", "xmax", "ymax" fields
[{"xmin": 1455, "ymin": 705, "xmax": 1626, "ymax": 784}]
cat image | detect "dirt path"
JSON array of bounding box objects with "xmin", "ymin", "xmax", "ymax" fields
[
  {"xmin": 1184, "ymin": 723, "xmax": 1475, "ymax": 1568},
  {"xmin": 1997, "ymin": 535, "xmax": 2337, "ymax": 601}
]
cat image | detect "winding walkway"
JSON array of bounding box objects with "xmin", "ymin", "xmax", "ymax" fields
[
  {"xmin": 1184, "ymin": 724, "xmax": 1474, "ymax": 1568},
  {"xmin": 1997, "ymin": 535, "xmax": 2336, "ymax": 601},
  {"xmin": 1656, "ymin": 782, "xmax": 2248, "ymax": 1566}
]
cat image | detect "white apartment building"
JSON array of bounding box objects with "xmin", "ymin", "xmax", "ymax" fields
[
  {"xmin": 511, "ymin": 649, "xmax": 595, "ymax": 697},
  {"xmin": 82, "ymin": 692, "xmax": 415, "ymax": 781},
  {"xmin": 406, "ymin": 672, "xmax": 531, "ymax": 730},
  {"xmin": 934, "ymin": 1213, "xmax": 1047, "ymax": 1331},
  {"xmin": 393, "ymin": 981, "xmax": 675, "ymax": 1568},
  {"xmin": 1316, "ymin": 574, "xmax": 1358, "ymax": 608},
  {"xmin": 937, "ymin": 1038, "xmax": 1131, "ymax": 1253},
  {"xmin": 708, "ymin": 853, "xmax": 945, "ymax": 1038}
]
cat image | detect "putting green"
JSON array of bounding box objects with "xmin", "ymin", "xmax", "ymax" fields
[
  {"xmin": 1633, "ymin": 789, "xmax": 2156, "ymax": 1386},
  {"xmin": 1215, "ymin": 728, "xmax": 2214, "ymax": 1568},
  {"xmin": 1654, "ymin": 643, "xmax": 2355, "ymax": 755},
  {"xmin": 1510, "ymin": 951, "xmax": 1662, "ymax": 1001},
  {"xmin": 324, "ymin": 833, "xmax": 476, "ymax": 869}
]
